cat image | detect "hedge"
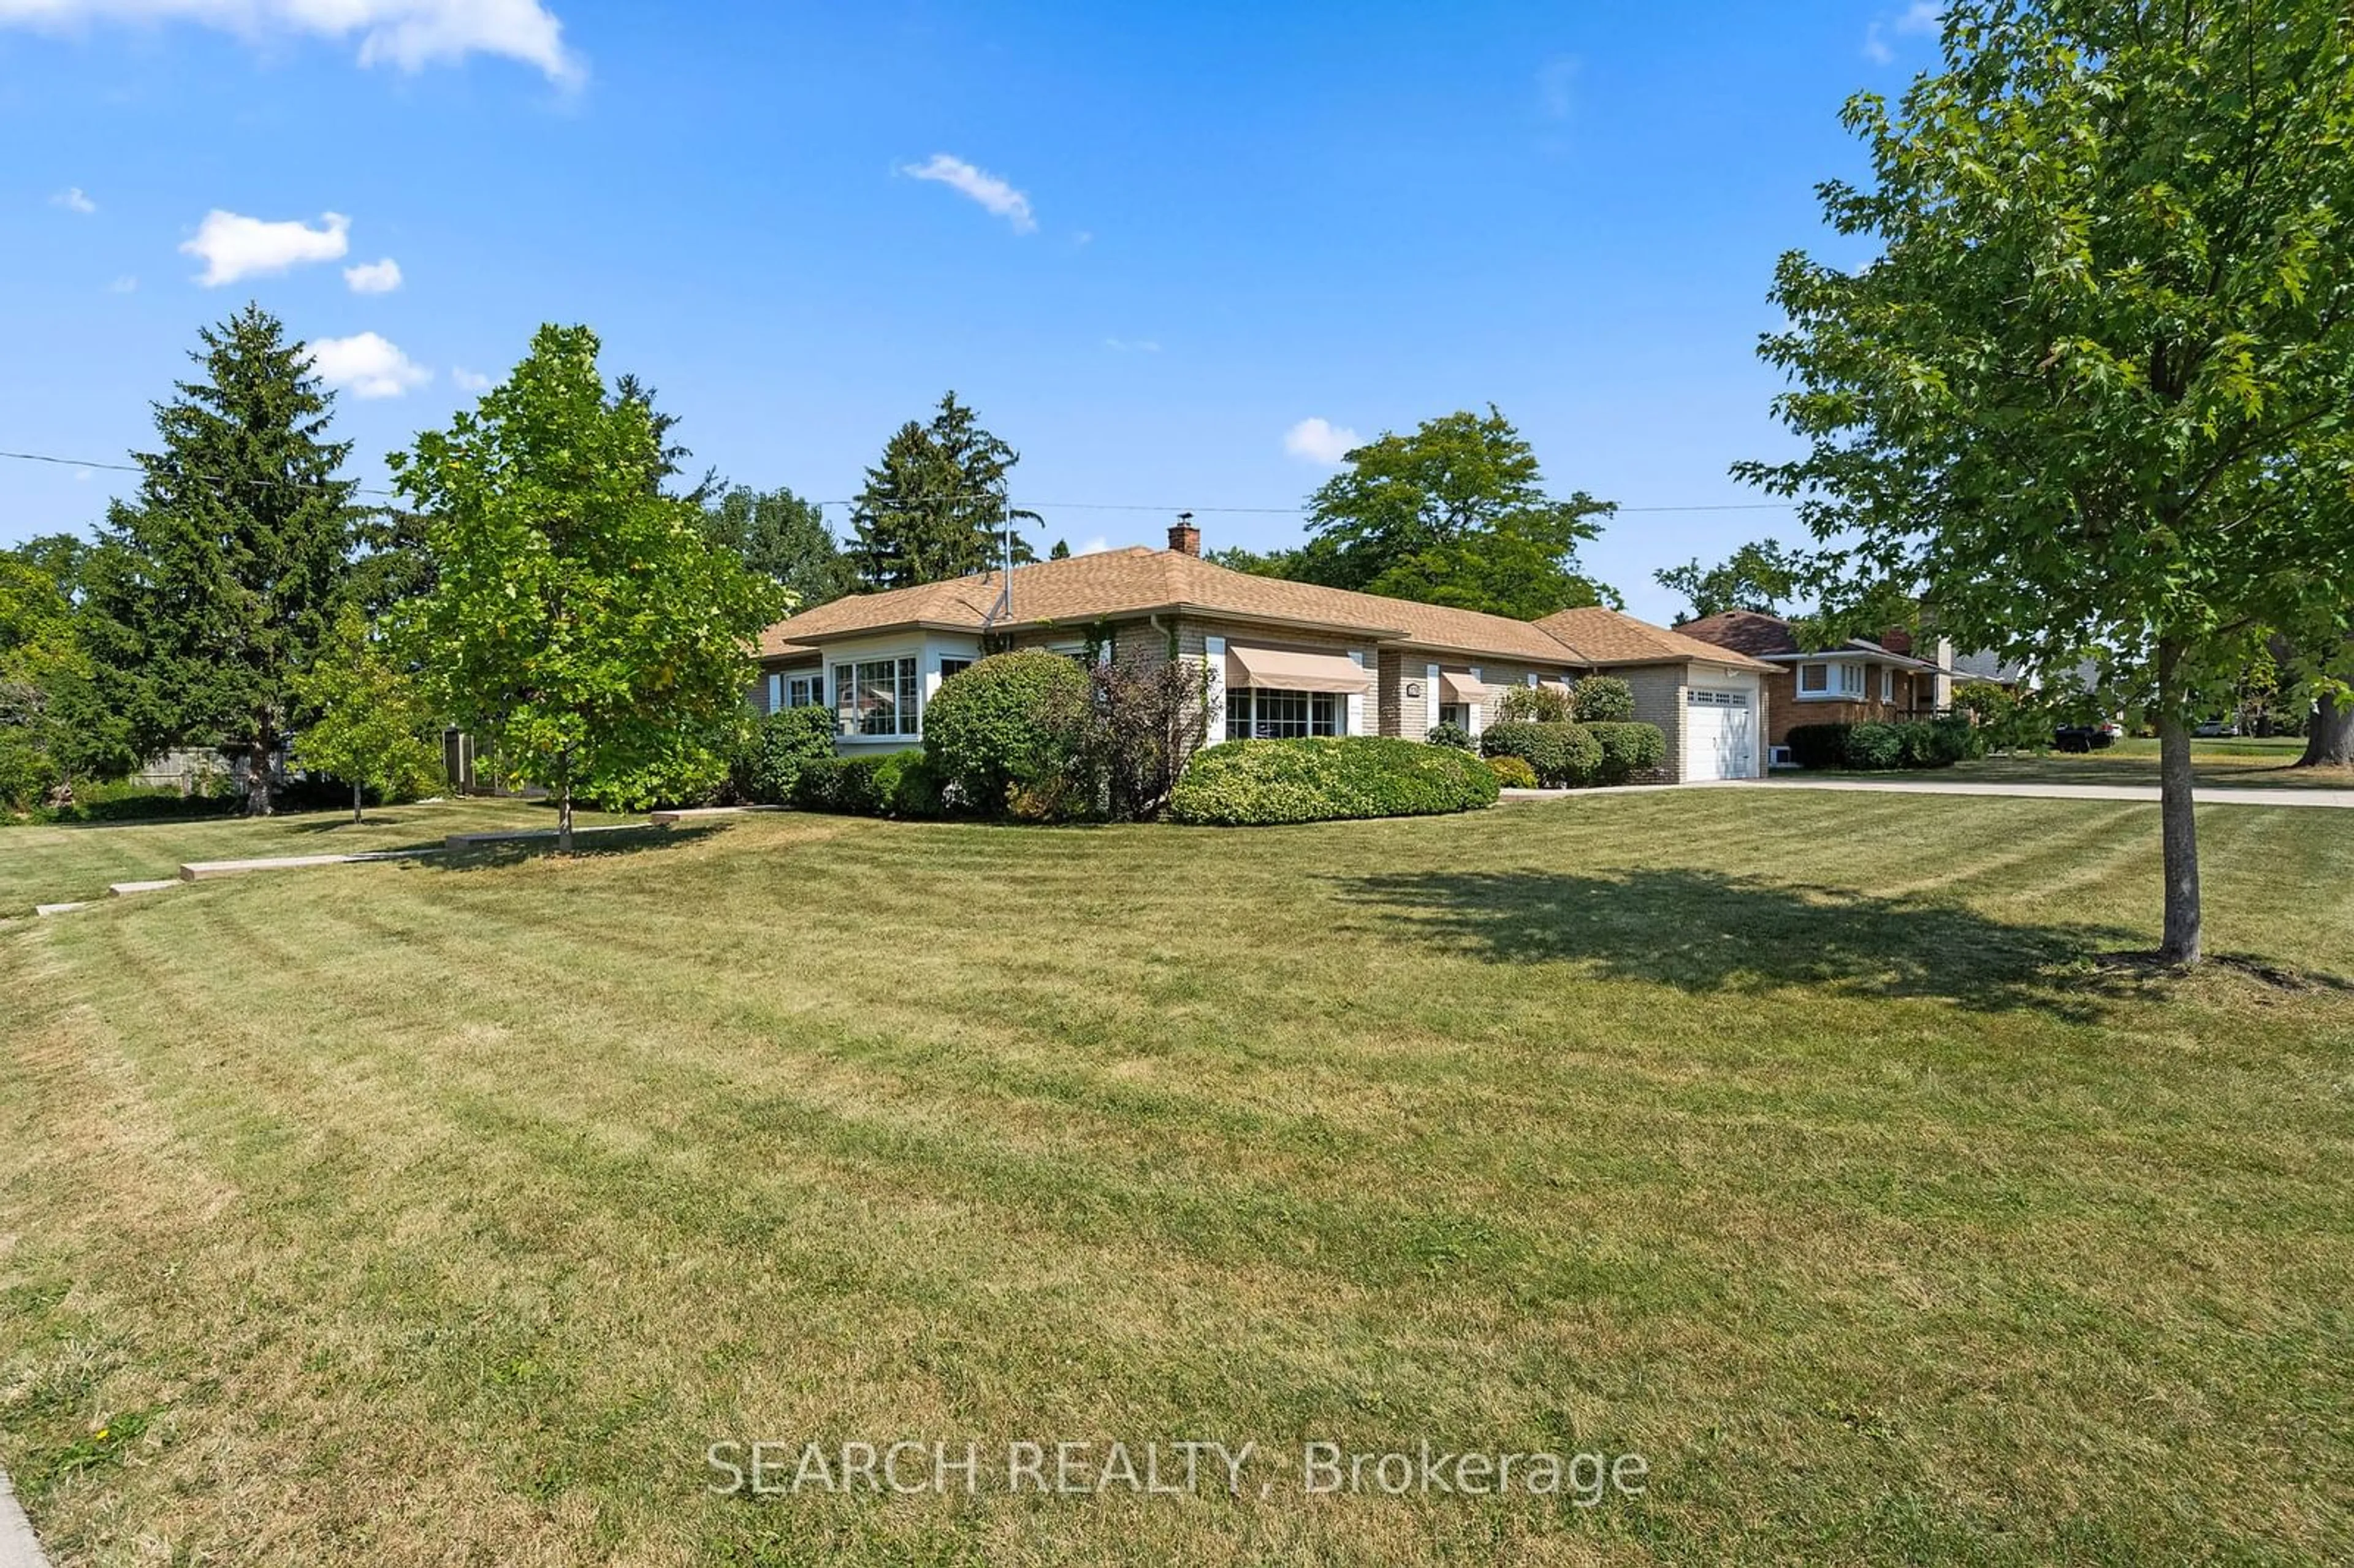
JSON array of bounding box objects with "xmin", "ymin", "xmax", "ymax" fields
[
  {"xmin": 921, "ymin": 651, "xmax": 1091, "ymax": 816},
  {"xmin": 1479, "ymin": 721, "xmax": 1603, "ymax": 788},
  {"xmin": 1571, "ymin": 675, "xmax": 1635, "ymax": 723},
  {"xmin": 1787, "ymin": 718, "xmax": 1982, "ymax": 772},
  {"xmin": 1169, "ymin": 736, "xmax": 1499, "ymax": 826},
  {"xmin": 733, "ymin": 705, "xmax": 839, "ymax": 805},
  {"xmin": 1583, "ymin": 721, "xmax": 1667, "ymax": 783},
  {"xmin": 788, "ymin": 750, "xmax": 941, "ymax": 816}
]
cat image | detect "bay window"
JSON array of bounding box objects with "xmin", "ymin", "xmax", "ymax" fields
[
  {"xmin": 1796, "ymin": 661, "xmax": 1864, "ymax": 700},
  {"xmin": 833, "ymin": 657, "xmax": 920, "ymax": 737}
]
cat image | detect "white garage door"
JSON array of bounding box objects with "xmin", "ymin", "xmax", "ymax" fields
[{"xmin": 1685, "ymin": 688, "xmax": 1756, "ymax": 780}]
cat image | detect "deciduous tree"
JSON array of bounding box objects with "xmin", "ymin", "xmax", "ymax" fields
[
  {"xmin": 1292, "ymin": 406, "xmax": 1617, "ymax": 617},
  {"xmin": 1654, "ymin": 539, "xmax": 1807, "ymax": 622},
  {"xmin": 1739, "ymin": 0, "xmax": 2354, "ymax": 964},
  {"xmin": 291, "ymin": 606, "xmax": 440, "ymax": 822},
  {"xmin": 392, "ymin": 325, "xmax": 785, "ymax": 850}
]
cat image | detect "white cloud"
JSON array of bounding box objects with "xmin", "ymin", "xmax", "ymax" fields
[
  {"xmin": 344, "ymin": 257, "xmax": 402, "ymax": 294},
  {"xmin": 107, "ymin": 274, "xmax": 137, "ymax": 292},
  {"xmin": 306, "ymin": 332, "xmax": 430, "ymax": 398},
  {"xmin": 451, "ymin": 366, "xmax": 492, "ymax": 392},
  {"xmin": 180, "ymin": 208, "xmax": 348, "ymax": 286},
  {"xmin": 0, "ymin": 0, "xmax": 582, "ymax": 84},
  {"xmin": 1284, "ymin": 417, "xmax": 1359, "ymax": 466},
  {"xmin": 1073, "ymin": 536, "xmax": 1110, "ymax": 557},
  {"xmin": 51, "ymin": 185, "xmax": 96, "ymax": 214},
  {"xmin": 900, "ymin": 153, "xmax": 1035, "ymax": 234},
  {"xmin": 1102, "ymin": 337, "xmax": 1160, "ymax": 353},
  {"xmin": 1865, "ymin": 3, "xmax": 1940, "ymax": 63}
]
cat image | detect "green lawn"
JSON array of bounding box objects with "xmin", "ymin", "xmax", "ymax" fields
[
  {"xmin": 0, "ymin": 798, "xmax": 631, "ymax": 916},
  {"xmin": 2, "ymin": 794, "xmax": 2351, "ymax": 1565}
]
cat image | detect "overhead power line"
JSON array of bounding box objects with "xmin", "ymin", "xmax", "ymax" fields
[{"xmin": 1, "ymin": 446, "xmax": 1803, "ymax": 519}]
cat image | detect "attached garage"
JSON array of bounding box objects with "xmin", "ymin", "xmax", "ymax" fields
[{"xmin": 1683, "ymin": 686, "xmax": 1760, "ymax": 781}]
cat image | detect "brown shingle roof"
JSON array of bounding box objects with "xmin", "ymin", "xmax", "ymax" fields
[
  {"xmin": 1534, "ymin": 606, "xmax": 1778, "ymax": 672},
  {"xmin": 759, "ymin": 549, "xmax": 1598, "ymax": 666},
  {"xmin": 1676, "ymin": 609, "xmax": 1801, "ymax": 659}
]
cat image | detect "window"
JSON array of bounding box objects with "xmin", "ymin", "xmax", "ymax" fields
[
  {"xmin": 1880, "ymin": 667, "xmax": 1895, "ymax": 703},
  {"xmin": 1226, "ymin": 688, "xmax": 1343, "ymax": 740},
  {"xmin": 1797, "ymin": 661, "xmax": 1863, "ymax": 700},
  {"xmin": 785, "ymin": 673, "xmax": 825, "ymax": 709},
  {"xmin": 1438, "ymin": 702, "xmax": 1469, "ymax": 730},
  {"xmin": 939, "ymin": 658, "xmax": 972, "ymax": 683},
  {"xmin": 834, "ymin": 657, "xmax": 920, "ymax": 737}
]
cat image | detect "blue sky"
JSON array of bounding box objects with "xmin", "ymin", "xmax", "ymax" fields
[{"xmin": 0, "ymin": 0, "xmax": 1937, "ymax": 625}]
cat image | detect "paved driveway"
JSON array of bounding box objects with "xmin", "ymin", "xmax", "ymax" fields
[{"xmin": 1751, "ymin": 777, "xmax": 2354, "ymax": 809}]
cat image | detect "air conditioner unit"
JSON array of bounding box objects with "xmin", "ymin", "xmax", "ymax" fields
[{"xmin": 1769, "ymin": 745, "xmax": 1794, "ymax": 769}]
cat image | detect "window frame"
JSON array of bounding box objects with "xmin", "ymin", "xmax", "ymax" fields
[
  {"xmin": 834, "ymin": 655, "xmax": 922, "ymax": 738},
  {"xmin": 1796, "ymin": 660, "xmax": 1863, "ymax": 701},
  {"xmin": 1226, "ymin": 687, "xmax": 1344, "ymax": 740}
]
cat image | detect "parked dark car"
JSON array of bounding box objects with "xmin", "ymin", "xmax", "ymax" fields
[{"xmin": 2053, "ymin": 723, "xmax": 2120, "ymax": 753}]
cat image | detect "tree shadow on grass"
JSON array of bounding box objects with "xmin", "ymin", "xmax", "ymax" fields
[
  {"xmin": 1321, "ymin": 867, "xmax": 2147, "ymax": 1018},
  {"xmin": 422, "ymin": 821, "xmax": 726, "ymax": 875}
]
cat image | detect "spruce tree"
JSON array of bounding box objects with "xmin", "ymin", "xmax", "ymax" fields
[
  {"xmin": 847, "ymin": 392, "xmax": 1038, "ymax": 590},
  {"xmin": 83, "ymin": 305, "xmax": 358, "ymax": 815}
]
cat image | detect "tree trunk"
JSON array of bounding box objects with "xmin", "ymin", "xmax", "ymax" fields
[
  {"xmin": 2299, "ymin": 691, "xmax": 2353, "ymax": 766},
  {"xmin": 558, "ymin": 784, "xmax": 574, "ymax": 854},
  {"xmin": 243, "ymin": 736, "xmax": 275, "ymax": 817},
  {"xmin": 2157, "ymin": 640, "xmax": 2202, "ymax": 966},
  {"xmin": 352, "ymin": 778, "xmax": 364, "ymax": 824}
]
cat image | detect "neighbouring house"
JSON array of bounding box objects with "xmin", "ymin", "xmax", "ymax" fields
[
  {"xmin": 1677, "ymin": 610, "xmax": 1970, "ymax": 757},
  {"xmin": 752, "ymin": 521, "xmax": 1779, "ymax": 783}
]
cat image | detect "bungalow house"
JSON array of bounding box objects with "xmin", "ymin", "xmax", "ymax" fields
[
  {"xmin": 754, "ymin": 522, "xmax": 1778, "ymax": 783},
  {"xmin": 1676, "ymin": 609, "xmax": 1964, "ymax": 756}
]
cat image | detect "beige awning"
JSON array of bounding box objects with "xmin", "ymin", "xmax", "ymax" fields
[
  {"xmin": 1225, "ymin": 644, "xmax": 1374, "ymax": 695},
  {"xmin": 1439, "ymin": 669, "xmax": 1490, "ymax": 703}
]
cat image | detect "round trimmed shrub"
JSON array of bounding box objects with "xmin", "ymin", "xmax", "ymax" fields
[
  {"xmin": 1571, "ymin": 676, "xmax": 1635, "ymax": 723},
  {"xmin": 1480, "ymin": 720, "xmax": 1602, "ymax": 787},
  {"xmin": 1485, "ymin": 755, "xmax": 1539, "ymax": 788},
  {"xmin": 1169, "ymin": 736, "xmax": 1499, "ymax": 826},
  {"xmin": 1584, "ymin": 721, "xmax": 1667, "ymax": 783},
  {"xmin": 1842, "ymin": 722, "xmax": 1906, "ymax": 771},
  {"xmin": 922, "ymin": 650, "xmax": 1092, "ymax": 816}
]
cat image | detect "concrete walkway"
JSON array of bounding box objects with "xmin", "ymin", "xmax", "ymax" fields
[
  {"xmin": 1753, "ymin": 777, "xmax": 2354, "ymax": 809},
  {"xmin": 0, "ymin": 1469, "xmax": 51, "ymax": 1568}
]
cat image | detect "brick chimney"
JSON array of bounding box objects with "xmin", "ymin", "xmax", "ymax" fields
[{"xmin": 1168, "ymin": 512, "xmax": 1201, "ymax": 557}]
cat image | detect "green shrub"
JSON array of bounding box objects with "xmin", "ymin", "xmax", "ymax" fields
[
  {"xmin": 874, "ymin": 749, "xmax": 946, "ymax": 818},
  {"xmin": 1485, "ymin": 755, "xmax": 1539, "ymax": 788},
  {"xmin": 1843, "ymin": 722, "xmax": 1906, "ymax": 771},
  {"xmin": 1495, "ymin": 685, "xmax": 1573, "ymax": 724},
  {"xmin": 1584, "ymin": 721, "xmax": 1667, "ymax": 783},
  {"xmin": 733, "ymin": 704, "xmax": 838, "ymax": 804},
  {"xmin": 1425, "ymin": 720, "xmax": 1475, "ymax": 751},
  {"xmin": 923, "ymin": 651, "xmax": 1092, "ymax": 817},
  {"xmin": 11, "ymin": 782, "xmax": 245, "ymax": 826},
  {"xmin": 1169, "ymin": 737, "xmax": 1499, "ymax": 826},
  {"xmin": 1572, "ymin": 676, "xmax": 1635, "ymax": 723},
  {"xmin": 1480, "ymin": 721, "xmax": 1602, "ymax": 787},
  {"xmin": 1785, "ymin": 723, "xmax": 1851, "ymax": 770},
  {"xmin": 790, "ymin": 750, "xmax": 918, "ymax": 815}
]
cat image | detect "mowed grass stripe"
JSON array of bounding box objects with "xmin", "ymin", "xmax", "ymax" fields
[{"xmin": 2, "ymin": 791, "xmax": 2350, "ymax": 1564}]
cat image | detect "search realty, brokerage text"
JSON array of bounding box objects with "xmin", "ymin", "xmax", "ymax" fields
[{"xmin": 707, "ymin": 1440, "xmax": 1650, "ymax": 1503}]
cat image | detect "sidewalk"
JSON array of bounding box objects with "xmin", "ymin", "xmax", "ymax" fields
[
  {"xmin": 1751, "ymin": 777, "xmax": 2354, "ymax": 809},
  {"xmin": 0, "ymin": 1469, "xmax": 50, "ymax": 1568}
]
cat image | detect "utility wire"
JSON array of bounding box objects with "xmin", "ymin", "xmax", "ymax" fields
[{"xmin": 2, "ymin": 446, "xmax": 1803, "ymax": 517}]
